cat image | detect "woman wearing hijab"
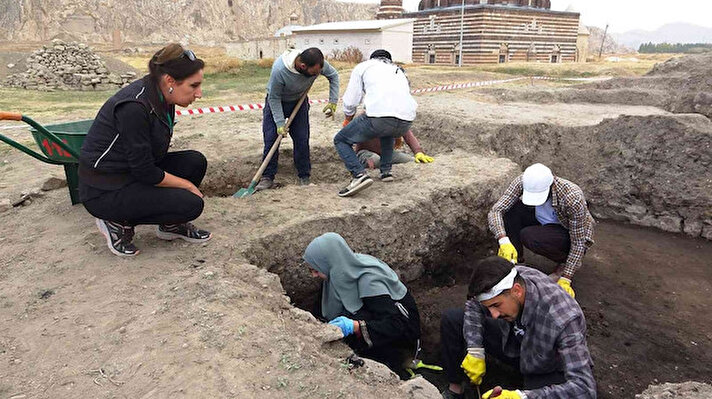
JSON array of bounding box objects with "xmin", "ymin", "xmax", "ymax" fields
[
  {"xmin": 302, "ymin": 232, "xmax": 421, "ymax": 379},
  {"xmin": 79, "ymin": 43, "xmax": 210, "ymax": 257}
]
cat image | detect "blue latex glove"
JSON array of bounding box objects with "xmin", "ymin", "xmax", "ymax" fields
[{"xmin": 328, "ymin": 316, "xmax": 355, "ymax": 337}]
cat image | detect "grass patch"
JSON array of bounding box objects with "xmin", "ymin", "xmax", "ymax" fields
[{"xmin": 0, "ymin": 88, "xmax": 111, "ymax": 120}]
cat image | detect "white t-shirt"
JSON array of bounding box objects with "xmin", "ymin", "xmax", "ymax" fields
[{"xmin": 342, "ymin": 59, "xmax": 417, "ymax": 121}]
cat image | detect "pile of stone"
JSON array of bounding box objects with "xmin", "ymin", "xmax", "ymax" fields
[{"xmin": 3, "ymin": 40, "xmax": 136, "ymax": 91}]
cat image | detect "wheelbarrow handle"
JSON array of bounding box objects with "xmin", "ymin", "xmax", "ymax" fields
[
  {"xmin": 0, "ymin": 112, "xmax": 23, "ymax": 121},
  {"xmin": 0, "ymin": 132, "xmax": 64, "ymax": 165},
  {"xmin": 0, "ymin": 112, "xmax": 81, "ymax": 161}
]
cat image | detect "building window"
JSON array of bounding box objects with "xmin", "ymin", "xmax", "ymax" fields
[
  {"xmin": 550, "ymin": 54, "xmax": 558, "ymax": 63},
  {"xmin": 455, "ymin": 54, "xmax": 460, "ymax": 65},
  {"xmin": 499, "ymin": 54, "xmax": 507, "ymax": 63},
  {"xmin": 429, "ymin": 54, "xmax": 436, "ymax": 64}
]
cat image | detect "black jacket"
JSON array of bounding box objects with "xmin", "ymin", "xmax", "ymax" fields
[{"xmin": 79, "ymin": 76, "xmax": 174, "ymax": 193}]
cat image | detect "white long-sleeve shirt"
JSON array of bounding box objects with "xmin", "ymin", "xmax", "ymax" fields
[{"xmin": 342, "ymin": 59, "xmax": 417, "ymax": 121}]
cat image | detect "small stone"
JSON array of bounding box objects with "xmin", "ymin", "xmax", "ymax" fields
[
  {"xmin": 315, "ymin": 324, "xmax": 343, "ymax": 343},
  {"xmin": 399, "ymin": 376, "xmax": 441, "ymax": 399},
  {"xmin": 41, "ymin": 176, "xmax": 67, "ymax": 191},
  {"xmin": 0, "ymin": 198, "xmax": 11, "ymax": 213}
]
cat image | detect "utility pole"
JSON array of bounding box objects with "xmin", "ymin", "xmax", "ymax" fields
[
  {"xmin": 598, "ymin": 23, "xmax": 609, "ymax": 60},
  {"xmin": 458, "ymin": 0, "xmax": 465, "ymax": 67}
]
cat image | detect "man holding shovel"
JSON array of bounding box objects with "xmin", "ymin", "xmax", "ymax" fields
[
  {"xmin": 440, "ymin": 256, "xmax": 596, "ymax": 399},
  {"xmin": 256, "ymin": 47, "xmax": 339, "ymax": 191}
]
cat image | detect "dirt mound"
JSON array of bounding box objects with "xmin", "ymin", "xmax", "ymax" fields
[
  {"xmin": 586, "ymin": 54, "xmax": 712, "ymax": 117},
  {"xmin": 479, "ymin": 54, "xmax": 712, "ymax": 119},
  {"xmin": 636, "ymin": 382, "xmax": 712, "ymax": 399},
  {"xmin": 647, "ymin": 53, "xmax": 712, "ymax": 77}
]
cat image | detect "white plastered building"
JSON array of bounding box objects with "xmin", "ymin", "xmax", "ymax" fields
[{"xmin": 291, "ymin": 19, "xmax": 415, "ymax": 63}]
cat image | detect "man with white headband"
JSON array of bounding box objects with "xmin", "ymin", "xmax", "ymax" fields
[
  {"xmin": 488, "ymin": 163, "xmax": 595, "ymax": 298},
  {"xmin": 440, "ymin": 256, "xmax": 595, "ymax": 399}
]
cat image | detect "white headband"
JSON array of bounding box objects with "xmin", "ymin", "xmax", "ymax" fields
[{"xmin": 476, "ymin": 268, "xmax": 518, "ymax": 302}]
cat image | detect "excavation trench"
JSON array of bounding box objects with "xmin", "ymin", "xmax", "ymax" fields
[
  {"xmin": 200, "ymin": 146, "xmax": 351, "ymax": 196},
  {"xmin": 199, "ymin": 111, "xmax": 712, "ymax": 397}
]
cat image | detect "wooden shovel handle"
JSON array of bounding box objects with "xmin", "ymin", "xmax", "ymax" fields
[{"xmin": 0, "ymin": 112, "xmax": 22, "ymax": 121}]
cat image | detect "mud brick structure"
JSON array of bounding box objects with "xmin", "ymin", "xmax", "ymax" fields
[{"xmin": 404, "ymin": 0, "xmax": 581, "ymax": 64}]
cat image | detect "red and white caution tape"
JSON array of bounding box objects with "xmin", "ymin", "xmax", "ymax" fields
[
  {"xmin": 0, "ymin": 76, "xmax": 612, "ymax": 128},
  {"xmin": 174, "ymin": 77, "xmax": 529, "ymax": 117}
]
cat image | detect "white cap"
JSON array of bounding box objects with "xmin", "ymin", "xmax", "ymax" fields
[{"xmin": 521, "ymin": 163, "xmax": 553, "ymax": 206}]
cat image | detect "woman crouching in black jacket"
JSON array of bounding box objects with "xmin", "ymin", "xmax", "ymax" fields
[{"xmin": 79, "ymin": 43, "xmax": 210, "ymax": 257}]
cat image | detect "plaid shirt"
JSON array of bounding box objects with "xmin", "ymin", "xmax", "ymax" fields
[
  {"xmin": 488, "ymin": 175, "xmax": 595, "ymax": 278},
  {"xmin": 464, "ymin": 266, "xmax": 596, "ymax": 399}
]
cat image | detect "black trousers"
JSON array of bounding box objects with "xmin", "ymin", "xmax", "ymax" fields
[
  {"xmin": 83, "ymin": 150, "xmax": 207, "ymax": 226},
  {"xmin": 440, "ymin": 308, "xmax": 565, "ymax": 390},
  {"xmin": 504, "ymin": 200, "xmax": 570, "ymax": 264}
]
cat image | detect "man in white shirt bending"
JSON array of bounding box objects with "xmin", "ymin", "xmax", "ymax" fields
[{"xmin": 333, "ymin": 49, "xmax": 417, "ymax": 197}]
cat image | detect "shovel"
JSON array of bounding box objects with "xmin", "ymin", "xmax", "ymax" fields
[{"xmin": 233, "ymin": 84, "xmax": 313, "ymax": 198}]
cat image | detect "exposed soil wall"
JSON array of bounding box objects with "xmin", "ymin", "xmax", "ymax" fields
[
  {"xmin": 413, "ymin": 112, "xmax": 712, "ymax": 239},
  {"xmin": 240, "ymin": 153, "xmax": 515, "ymax": 306}
]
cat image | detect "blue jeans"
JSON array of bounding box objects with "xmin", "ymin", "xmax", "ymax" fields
[
  {"xmin": 262, "ymin": 96, "xmax": 311, "ymax": 179},
  {"xmin": 334, "ymin": 115, "xmax": 412, "ymax": 177}
]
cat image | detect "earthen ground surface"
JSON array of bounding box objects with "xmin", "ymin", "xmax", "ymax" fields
[{"xmin": 1, "ymin": 77, "xmax": 711, "ymax": 398}]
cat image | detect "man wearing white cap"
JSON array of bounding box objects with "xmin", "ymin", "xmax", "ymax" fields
[
  {"xmin": 439, "ymin": 256, "xmax": 596, "ymax": 399},
  {"xmin": 488, "ymin": 163, "xmax": 595, "ymax": 298}
]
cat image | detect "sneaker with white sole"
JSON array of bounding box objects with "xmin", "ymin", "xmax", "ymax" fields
[
  {"xmin": 380, "ymin": 172, "xmax": 394, "ymax": 182},
  {"xmin": 95, "ymin": 218, "xmax": 139, "ymax": 257},
  {"xmin": 157, "ymin": 222, "xmax": 212, "ymax": 243},
  {"xmin": 338, "ymin": 173, "xmax": 373, "ymax": 197}
]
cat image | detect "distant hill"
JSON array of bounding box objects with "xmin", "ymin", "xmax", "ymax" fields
[
  {"xmin": 613, "ymin": 23, "xmax": 712, "ymax": 50},
  {"xmin": 0, "ymin": 0, "xmax": 377, "ymax": 44}
]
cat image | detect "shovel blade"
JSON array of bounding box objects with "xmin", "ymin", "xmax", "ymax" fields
[{"xmin": 233, "ymin": 183, "xmax": 256, "ymax": 198}]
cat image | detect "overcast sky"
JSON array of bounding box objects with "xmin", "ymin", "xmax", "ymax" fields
[{"xmin": 338, "ymin": 0, "xmax": 712, "ymax": 33}]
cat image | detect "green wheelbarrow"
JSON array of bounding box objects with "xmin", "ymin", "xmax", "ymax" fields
[{"xmin": 0, "ymin": 111, "xmax": 92, "ymax": 205}]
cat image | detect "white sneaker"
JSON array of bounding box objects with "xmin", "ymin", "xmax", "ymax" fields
[{"xmin": 338, "ymin": 173, "xmax": 373, "ymax": 197}]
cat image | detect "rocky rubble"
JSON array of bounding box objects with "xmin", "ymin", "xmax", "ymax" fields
[
  {"xmin": 3, "ymin": 40, "xmax": 136, "ymax": 91},
  {"xmin": 635, "ymin": 382, "xmax": 712, "ymax": 399}
]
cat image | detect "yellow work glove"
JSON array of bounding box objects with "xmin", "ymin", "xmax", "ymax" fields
[
  {"xmin": 460, "ymin": 349, "xmax": 486, "ymax": 385},
  {"xmin": 497, "ymin": 237, "xmax": 518, "ymax": 264},
  {"xmin": 557, "ymin": 277, "xmax": 575, "ymax": 298},
  {"xmin": 482, "ymin": 387, "xmax": 523, "ymax": 399},
  {"xmin": 414, "ymin": 152, "xmax": 434, "ymax": 163},
  {"xmin": 277, "ymin": 125, "xmax": 289, "ymax": 137},
  {"xmin": 323, "ymin": 102, "xmax": 337, "ymax": 118}
]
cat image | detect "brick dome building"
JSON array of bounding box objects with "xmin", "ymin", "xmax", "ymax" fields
[{"xmin": 377, "ymin": 0, "xmax": 405, "ymax": 19}]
